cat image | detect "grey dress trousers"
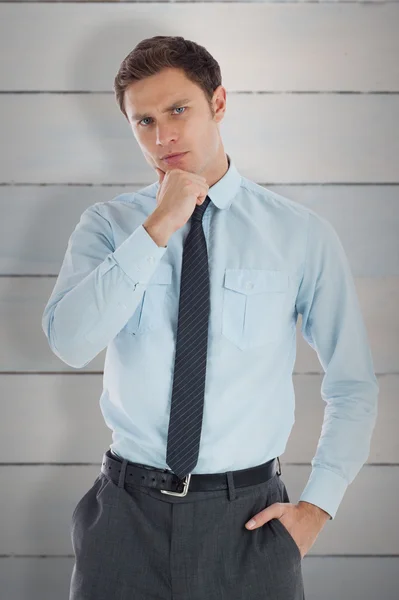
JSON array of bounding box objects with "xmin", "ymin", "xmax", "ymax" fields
[{"xmin": 69, "ymin": 450, "xmax": 305, "ymax": 600}]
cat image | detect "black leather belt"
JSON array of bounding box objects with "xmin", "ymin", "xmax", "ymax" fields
[{"xmin": 101, "ymin": 449, "xmax": 281, "ymax": 497}]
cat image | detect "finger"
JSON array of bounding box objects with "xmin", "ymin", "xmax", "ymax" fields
[{"xmin": 198, "ymin": 191, "xmax": 208, "ymax": 203}]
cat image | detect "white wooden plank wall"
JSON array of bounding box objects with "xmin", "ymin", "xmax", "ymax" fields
[{"xmin": 1, "ymin": 2, "xmax": 398, "ymax": 599}]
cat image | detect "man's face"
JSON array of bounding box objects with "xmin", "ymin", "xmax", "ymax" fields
[{"xmin": 123, "ymin": 67, "xmax": 226, "ymax": 179}]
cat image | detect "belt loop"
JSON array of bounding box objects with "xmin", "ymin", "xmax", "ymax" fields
[
  {"xmin": 118, "ymin": 458, "xmax": 129, "ymax": 488},
  {"xmin": 226, "ymin": 471, "xmax": 236, "ymax": 501}
]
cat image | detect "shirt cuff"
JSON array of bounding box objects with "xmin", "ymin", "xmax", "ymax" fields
[
  {"xmin": 112, "ymin": 223, "xmax": 168, "ymax": 284},
  {"xmin": 298, "ymin": 466, "xmax": 349, "ymax": 520}
]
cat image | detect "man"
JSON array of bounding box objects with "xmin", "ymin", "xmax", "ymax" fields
[{"xmin": 42, "ymin": 35, "xmax": 379, "ymax": 600}]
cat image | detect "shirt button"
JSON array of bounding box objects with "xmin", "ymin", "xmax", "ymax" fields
[
  {"xmin": 147, "ymin": 256, "xmax": 155, "ymax": 264},
  {"xmin": 245, "ymin": 281, "xmax": 254, "ymax": 290}
]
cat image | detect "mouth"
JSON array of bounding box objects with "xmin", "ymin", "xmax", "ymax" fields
[{"xmin": 162, "ymin": 152, "xmax": 189, "ymax": 164}]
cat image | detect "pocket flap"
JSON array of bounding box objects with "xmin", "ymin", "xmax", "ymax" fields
[
  {"xmin": 224, "ymin": 269, "xmax": 288, "ymax": 295},
  {"xmin": 148, "ymin": 262, "xmax": 173, "ymax": 285}
]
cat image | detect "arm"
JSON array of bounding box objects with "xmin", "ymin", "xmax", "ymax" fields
[
  {"xmin": 41, "ymin": 201, "xmax": 170, "ymax": 368},
  {"xmin": 295, "ymin": 211, "xmax": 379, "ymax": 520}
]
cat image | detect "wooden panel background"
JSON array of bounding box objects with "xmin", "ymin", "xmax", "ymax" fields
[{"xmin": 1, "ymin": 2, "xmax": 398, "ymax": 599}]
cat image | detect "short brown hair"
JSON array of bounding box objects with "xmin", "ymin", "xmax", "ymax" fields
[{"xmin": 113, "ymin": 35, "xmax": 222, "ymax": 122}]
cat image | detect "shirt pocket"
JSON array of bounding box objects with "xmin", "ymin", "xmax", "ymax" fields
[
  {"xmin": 222, "ymin": 268, "xmax": 289, "ymax": 350},
  {"xmin": 124, "ymin": 262, "xmax": 173, "ymax": 336}
]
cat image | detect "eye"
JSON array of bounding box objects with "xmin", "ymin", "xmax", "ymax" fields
[{"xmin": 139, "ymin": 106, "xmax": 186, "ymax": 127}]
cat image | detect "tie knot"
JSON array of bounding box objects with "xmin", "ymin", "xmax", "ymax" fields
[{"xmin": 191, "ymin": 195, "xmax": 212, "ymax": 222}]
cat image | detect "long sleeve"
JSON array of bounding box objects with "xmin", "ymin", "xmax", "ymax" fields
[
  {"xmin": 41, "ymin": 202, "xmax": 167, "ymax": 368},
  {"xmin": 295, "ymin": 211, "xmax": 379, "ymax": 520}
]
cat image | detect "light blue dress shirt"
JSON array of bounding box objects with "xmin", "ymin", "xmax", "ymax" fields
[{"xmin": 42, "ymin": 153, "xmax": 379, "ymax": 520}]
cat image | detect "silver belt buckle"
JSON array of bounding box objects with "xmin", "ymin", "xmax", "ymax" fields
[{"xmin": 160, "ymin": 473, "xmax": 191, "ymax": 497}]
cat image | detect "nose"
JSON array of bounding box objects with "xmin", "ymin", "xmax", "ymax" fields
[{"xmin": 156, "ymin": 124, "xmax": 178, "ymax": 147}]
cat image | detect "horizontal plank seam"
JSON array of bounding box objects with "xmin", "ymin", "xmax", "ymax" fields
[
  {"xmin": 0, "ymin": 371, "xmax": 396, "ymax": 376},
  {"xmin": 1, "ymin": 183, "xmax": 399, "ymax": 187},
  {"xmin": 1, "ymin": 91, "xmax": 399, "ymax": 95},
  {"xmin": 2, "ymin": 0, "xmax": 399, "ymax": 4},
  {"xmin": 0, "ymin": 554, "xmax": 398, "ymax": 559},
  {"xmin": 0, "ymin": 462, "xmax": 397, "ymax": 467}
]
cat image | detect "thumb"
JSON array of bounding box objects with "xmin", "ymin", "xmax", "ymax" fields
[
  {"xmin": 245, "ymin": 503, "xmax": 283, "ymax": 530},
  {"xmin": 155, "ymin": 167, "xmax": 165, "ymax": 186}
]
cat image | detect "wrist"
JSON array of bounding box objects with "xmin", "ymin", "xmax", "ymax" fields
[
  {"xmin": 143, "ymin": 212, "xmax": 175, "ymax": 248},
  {"xmin": 298, "ymin": 501, "xmax": 331, "ymax": 522}
]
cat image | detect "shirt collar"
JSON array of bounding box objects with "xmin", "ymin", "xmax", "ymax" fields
[{"xmin": 154, "ymin": 153, "xmax": 241, "ymax": 211}]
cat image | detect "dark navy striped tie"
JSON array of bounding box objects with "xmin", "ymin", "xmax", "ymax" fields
[{"xmin": 165, "ymin": 195, "xmax": 212, "ymax": 480}]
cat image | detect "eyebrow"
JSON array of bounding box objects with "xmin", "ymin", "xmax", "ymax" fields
[{"xmin": 131, "ymin": 98, "xmax": 192, "ymax": 122}]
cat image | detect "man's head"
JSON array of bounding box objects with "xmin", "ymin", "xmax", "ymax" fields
[{"xmin": 113, "ymin": 36, "xmax": 228, "ymax": 186}]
